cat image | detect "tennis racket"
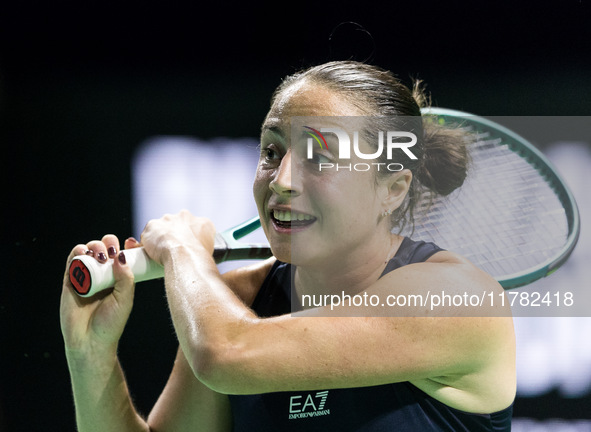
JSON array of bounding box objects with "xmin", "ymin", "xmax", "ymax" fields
[
  {"xmin": 404, "ymin": 108, "xmax": 580, "ymax": 289},
  {"xmin": 69, "ymin": 108, "xmax": 580, "ymax": 296},
  {"xmin": 69, "ymin": 216, "xmax": 272, "ymax": 297}
]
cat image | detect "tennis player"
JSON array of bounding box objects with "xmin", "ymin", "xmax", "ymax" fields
[{"xmin": 61, "ymin": 61, "xmax": 515, "ymax": 431}]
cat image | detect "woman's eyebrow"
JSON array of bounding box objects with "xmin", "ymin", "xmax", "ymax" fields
[
  {"xmin": 261, "ymin": 125, "xmax": 281, "ymax": 134},
  {"xmin": 261, "ymin": 123, "xmax": 286, "ymax": 142}
]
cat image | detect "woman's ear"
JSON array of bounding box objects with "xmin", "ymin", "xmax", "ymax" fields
[{"xmin": 382, "ymin": 169, "xmax": 412, "ymax": 212}]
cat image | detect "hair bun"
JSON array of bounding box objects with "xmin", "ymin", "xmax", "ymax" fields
[{"xmin": 417, "ymin": 120, "xmax": 470, "ymax": 196}]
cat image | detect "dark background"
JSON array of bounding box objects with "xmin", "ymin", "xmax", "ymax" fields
[{"xmin": 1, "ymin": 1, "xmax": 590, "ymax": 430}]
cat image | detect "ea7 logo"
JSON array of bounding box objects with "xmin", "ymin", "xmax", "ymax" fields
[{"xmin": 288, "ymin": 391, "xmax": 330, "ymax": 419}]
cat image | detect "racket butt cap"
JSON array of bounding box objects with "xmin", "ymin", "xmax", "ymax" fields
[{"xmin": 69, "ymin": 259, "xmax": 92, "ymax": 295}]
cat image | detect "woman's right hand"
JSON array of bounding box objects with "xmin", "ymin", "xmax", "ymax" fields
[{"xmin": 60, "ymin": 235, "xmax": 140, "ymax": 359}]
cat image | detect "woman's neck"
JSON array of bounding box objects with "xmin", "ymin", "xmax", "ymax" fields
[{"xmin": 293, "ymin": 233, "xmax": 403, "ymax": 304}]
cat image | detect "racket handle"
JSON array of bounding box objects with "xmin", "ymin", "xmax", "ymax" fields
[{"xmin": 69, "ymin": 248, "xmax": 164, "ymax": 297}]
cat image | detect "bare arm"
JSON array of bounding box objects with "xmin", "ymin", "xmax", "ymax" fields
[
  {"xmin": 141, "ymin": 215, "xmax": 514, "ymax": 414},
  {"xmin": 61, "ymin": 241, "xmax": 150, "ymax": 432},
  {"xmin": 147, "ymin": 259, "xmax": 274, "ymax": 431},
  {"xmin": 66, "ymin": 353, "xmax": 149, "ymax": 431},
  {"xmin": 146, "ymin": 348, "xmax": 231, "ymax": 431}
]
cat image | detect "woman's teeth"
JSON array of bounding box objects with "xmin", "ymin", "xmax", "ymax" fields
[{"xmin": 273, "ymin": 210, "xmax": 314, "ymax": 222}]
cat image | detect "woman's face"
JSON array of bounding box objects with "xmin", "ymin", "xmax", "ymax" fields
[{"xmin": 253, "ymin": 81, "xmax": 401, "ymax": 266}]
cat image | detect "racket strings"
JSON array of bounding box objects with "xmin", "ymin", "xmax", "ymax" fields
[{"xmin": 402, "ymin": 127, "xmax": 569, "ymax": 279}]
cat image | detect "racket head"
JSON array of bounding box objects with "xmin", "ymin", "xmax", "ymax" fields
[{"xmin": 404, "ymin": 108, "xmax": 580, "ymax": 289}]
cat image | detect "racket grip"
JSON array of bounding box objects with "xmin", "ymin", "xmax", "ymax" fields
[{"xmin": 69, "ymin": 248, "xmax": 164, "ymax": 297}]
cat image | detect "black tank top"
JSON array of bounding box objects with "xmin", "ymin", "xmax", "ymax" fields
[{"xmin": 228, "ymin": 238, "xmax": 513, "ymax": 431}]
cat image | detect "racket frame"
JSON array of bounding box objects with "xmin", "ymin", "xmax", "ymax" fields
[{"xmin": 421, "ymin": 108, "xmax": 580, "ymax": 288}]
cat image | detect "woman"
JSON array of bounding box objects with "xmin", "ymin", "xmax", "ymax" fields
[{"xmin": 61, "ymin": 61, "xmax": 515, "ymax": 431}]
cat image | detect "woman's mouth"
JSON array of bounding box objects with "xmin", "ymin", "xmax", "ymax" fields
[{"xmin": 271, "ymin": 209, "xmax": 317, "ymax": 230}]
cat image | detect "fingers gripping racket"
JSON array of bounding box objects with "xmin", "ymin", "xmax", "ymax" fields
[
  {"xmin": 69, "ymin": 216, "xmax": 272, "ymax": 297},
  {"xmin": 69, "ymin": 109, "xmax": 580, "ymax": 296}
]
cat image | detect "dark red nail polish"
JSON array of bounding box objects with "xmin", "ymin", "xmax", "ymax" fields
[
  {"xmin": 118, "ymin": 251, "xmax": 126, "ymax": 265},
  {"xmin": 85, "ymin": 250, "xmax": 94, "ymax": 256},
  {"xmin": 97, "ymin": 252, "xmax": 107, "ymax": 262},
  {"xmin": 108, "ymin": 246, "xmax": 117, "ymax": 257}
]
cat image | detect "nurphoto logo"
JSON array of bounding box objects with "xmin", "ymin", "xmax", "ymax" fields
[{"xmin": 304, "ymin": 126, "xmax": 417, "ymax": 172}]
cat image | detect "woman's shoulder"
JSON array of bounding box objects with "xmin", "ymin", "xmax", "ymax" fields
[
  {"xmin": 221, "ymin": 257, "xmax": 277, "ymax": 307},
  {"xmin": 399, "ymin": 236, "xmax": 483, "ymax": 268},
  {"xmin": 384, "ymin": 239, "xmax": 508, "ymax": 313}
]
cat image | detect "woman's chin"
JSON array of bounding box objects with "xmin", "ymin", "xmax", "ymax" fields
[
  {"xmin": 268, "ymin": 243, "xmax": 291, "ymax": 263},
  {"xmin": 270, "ymin": 245, "xmax": 316, "ymax": 266}
]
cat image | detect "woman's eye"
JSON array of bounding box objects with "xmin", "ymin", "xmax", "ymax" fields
[
  {"xmin": 264, "ymin": 147, "xmax": 278, "ymax": 160},
  {"xmin": 261, "ymin": 145, "xmax": 281, "ymax": 162}
]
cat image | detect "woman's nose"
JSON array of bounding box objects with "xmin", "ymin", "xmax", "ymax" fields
[{"xmin": 269, "ymin": 150, "xmax": 301, "ymax": 197}]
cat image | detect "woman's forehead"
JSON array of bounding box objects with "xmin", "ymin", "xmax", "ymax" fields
[{"xmin": 264, "ymin": 82, "xmax": 364, "ymax": 130}]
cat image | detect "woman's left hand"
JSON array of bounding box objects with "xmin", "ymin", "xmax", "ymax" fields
[{"xmin": 140, "ymin": 210, "xmax": 217, "ymax": 265}]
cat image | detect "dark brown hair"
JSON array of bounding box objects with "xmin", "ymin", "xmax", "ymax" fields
[{"xmin": 271, "ymin": 61, "xmax": 470, "ymax": 231}]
